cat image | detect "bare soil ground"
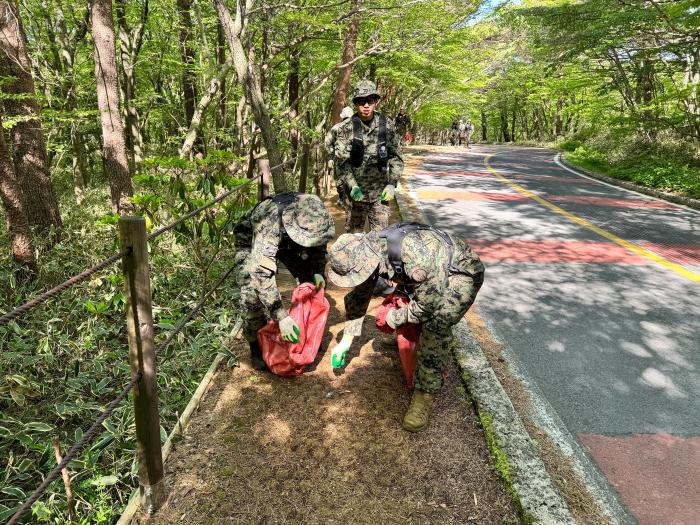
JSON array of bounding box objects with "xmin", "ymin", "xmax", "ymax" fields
[{"xmin": 140, "ymin": 192, "xmax": 518, "ymax": 524}]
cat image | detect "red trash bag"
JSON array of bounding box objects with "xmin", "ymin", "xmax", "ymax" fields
[
  {"xmin": 376, "ymin": 293, "xmax": 421, "ymax": 389},
  {"xmin": 257, "ymin": 283, "xmax": 330, "ymax": 377},
  {"xmin": 404, "ymin": 131, "xmax": 413, "ymax": 144}
]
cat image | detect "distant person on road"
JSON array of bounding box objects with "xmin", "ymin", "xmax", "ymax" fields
[
  {"xmin": 233, "ymin": 193, "xmax": 334, "ymax": 371},
  {"xmin": 327, "ymin": 222, "xmax": 485, "ymax": 432},
  {"xmin": 325, "ymin": 106, "xmax": 355, "ymax": 231},
  {"xmin": 464, "ymin": 119, "xmax": 475, "ymax": 147},
  {"xmin": 395, "ymin": 108, "xmax": 412, "ymax": 147},
  {"xmin": 331, "ymin": 79, "xmax": 403, "ymax": 235}
]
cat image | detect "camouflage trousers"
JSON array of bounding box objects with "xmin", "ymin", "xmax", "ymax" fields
[
  {"xmin": 349, "ymin": 199, "xmax": 390, "ymax": 233},
  {"xmin": 235, "ymin": 250, "xmax": 319, "ymax": 343},
  {"xmin": 344, "ymin": 272, "xmax": 483, "ymax": 393}
]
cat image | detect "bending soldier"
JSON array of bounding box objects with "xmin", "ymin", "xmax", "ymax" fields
[
  {"xmin": 233, "ymin": 192, "xmax": 335, "ymax": 370},
  {"xmin": 332, "ymin": 79, "xmax": 403, "ymax": 233},
  {"xmin": 327, "ymin": 222, "xmax": 485, "ymax": 432}
]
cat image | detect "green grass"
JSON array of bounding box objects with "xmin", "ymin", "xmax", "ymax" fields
[
  {"xmin": 478, "ymin": 411, "xmax": 535, "ymax": 525},
  {"xmin": 563, "ymin": 145, "xmax": 700, "ymax": 200}
]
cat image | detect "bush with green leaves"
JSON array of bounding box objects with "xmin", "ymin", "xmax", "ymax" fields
[{"xmin": 0, "ymin": 151, "xmax": 255, "ymax": 523}]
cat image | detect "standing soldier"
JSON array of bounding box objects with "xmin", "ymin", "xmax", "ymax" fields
[
  {"xmin": 233, "ymin": 192, "xmax": 335, "ymax": 370},
  {"xmin": 327, "ymin": 222, "xmax": 485, "ymax": 432},
  {"xmin": 332, "ymin": 79, "xmax": 403, "ymax": 234},
  {"xmin": 325, "ymin": 106, "xmax": 355, "ymax": 231}
]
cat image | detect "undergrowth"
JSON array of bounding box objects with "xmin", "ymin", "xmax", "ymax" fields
[{"xmin": 0, "ymin": 153, "xmax": 255, "ymax": 523}]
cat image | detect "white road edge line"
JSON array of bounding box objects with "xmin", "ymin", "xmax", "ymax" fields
[{"xmin": 553, "ymin": 153, "xmax": 700, "ymax": 215}]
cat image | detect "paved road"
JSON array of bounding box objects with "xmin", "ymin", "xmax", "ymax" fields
[{"xmin": 403, "ymin": 145, "xmax": 700, "ymax": 525}]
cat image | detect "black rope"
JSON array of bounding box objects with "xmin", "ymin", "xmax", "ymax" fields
[
  {"xmin": 0, "ymin": 248, "xmax": 132, "ymax": 327},
  {"xmin": 5, "ymin": 264, "xmax": 238, "ymax": 524}
]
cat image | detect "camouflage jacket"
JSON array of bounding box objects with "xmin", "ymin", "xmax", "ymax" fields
[
  {"xmin": 333, "ymin": 114, "xmax": 403, "ymax": 202},
  {"xmin": 380, "ymin": 229, "xmax": 484, "ymax": 326},
  {"xmin": 324, "ymin": 119, "xmax": 345, "ymax": 173},
  {"xmin": 235, "ymin": 199, "xmax": 326, "ymax": 321}
]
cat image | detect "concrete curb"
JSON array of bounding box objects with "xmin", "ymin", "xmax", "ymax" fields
[
  {"xmin": 395, "ymin": 182, "xmax": 575, "ymax": 524},
  {"xmin": 558, "ymin": 153, "xmax": 700, "ymax": 212}
]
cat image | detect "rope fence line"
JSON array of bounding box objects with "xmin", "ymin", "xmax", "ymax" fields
[
  {"xmin": 6, "ymin": 263, "xmax": 239, "ymax": 525},
  {"xmin": 0, "ymin": 248, "xmax": 133, "ymax": 327},
  {"xmin": 3, "ymin": 155, "xmax": 298, "ymax": 523}
]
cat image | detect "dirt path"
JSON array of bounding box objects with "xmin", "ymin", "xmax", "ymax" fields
[{"xmin": 143, "ymin": 196, "xmax": 518, "ymax": 524}]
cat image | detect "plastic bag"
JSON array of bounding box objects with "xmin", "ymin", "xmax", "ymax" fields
[
  {"xmin": 257, "ymin": 283, "xmax": 330, "ymax": 377},
  {"xmin": 376, "ymin": 293, "xmax": 421, "ymax": 389}
]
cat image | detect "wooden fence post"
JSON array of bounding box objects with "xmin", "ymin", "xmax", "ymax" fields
[
  {"xmin": 257, "ymin": 158, "xmax": 270, "ymax": 200},
  {"xmin": 119, "ymin": 216, "xmax": 166, "ymax": 514}
]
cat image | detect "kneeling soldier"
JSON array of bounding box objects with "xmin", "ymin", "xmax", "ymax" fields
[
  {"xmin": 327, "ymin": 222, "xmax": 485, "ymax": 432},
  {"xmin": 234, "ymin": 192, "xmax": 334, "ymax": 370}
]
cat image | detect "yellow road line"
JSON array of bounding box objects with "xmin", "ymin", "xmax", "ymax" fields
[{"xmin": 484, "ymin": 152, "xmax": 700, "ymax": 285}]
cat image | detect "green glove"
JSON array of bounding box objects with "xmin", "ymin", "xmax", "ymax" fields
[
  {"xmin": 331, "ymin": 335, "xmax": 354, "ymax": 368},
  {"xmin": 380, "ymin": 184, "xmax": 395, "ymax": 203},
  {"xmin": 279, "ymin": 315, "xmax": 300, "ymax": 343},
  {"xmin": 313, "ymin": 273, "xmax": 325, "ymax": 291},
  {"xmin": 350, "ymin": 185, "xmax": 363, "ymax": 201}
]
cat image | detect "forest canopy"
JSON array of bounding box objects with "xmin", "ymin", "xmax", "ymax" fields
[{"xmin": 0, "ymin": 0, "xmax": 698, "ymax": 522}]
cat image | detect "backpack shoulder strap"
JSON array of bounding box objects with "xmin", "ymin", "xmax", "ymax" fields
[
  {"xmin": 378, "ymin": 222, "xmax": 431, "ymax": 281},
  {"xmin": 350, "ymin": 116, "xmax": 364, "ymax": 168}
]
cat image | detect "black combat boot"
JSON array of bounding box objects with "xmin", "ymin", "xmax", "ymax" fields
[{"xmin": 249, "ymin": 340, "xmax": 267, "ymax": 371}]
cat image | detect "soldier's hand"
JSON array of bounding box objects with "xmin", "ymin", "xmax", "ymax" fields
[
  {"xmin": 313, "ymin": 273, "xmax": 326, "ymax": 291},
  {"xmin": 380, "ymin": 184, "xmax": 395, "ymax": 203},
  {"xmin": 279, "ymin": 316, "xmax": 300, "ymax": 343},
  {"xmin": 386, "ymin": 308, "xmax": 401, "ymax": 330},
  {"xmin": 331, "ymin": 338, "xmax": 352, "ymax": 368},
  {"xmin": 350, "ymin": 185, "xmax": 363, "ymax": 201}
]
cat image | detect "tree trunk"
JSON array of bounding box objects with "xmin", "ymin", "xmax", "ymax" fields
[
  {"xmin": 330, "ymin": 1, "xmax": 360, "ymax": 126},
  {"xmin": 216, "ymin": 21, "xmax": 227, "ymax": 136},
  {"xmin": 298, "ymin": 139, "xmax": 310, "ymax": 193},
  {"xmin": 180, "ymin": 57, "xmax": 233, "ymax": 158},
  {"xmin": 0, "ymin": 0, "xmax": 62, "ymax": 233},
  {"xmin": 115, "ymin": 0, "xmax": 147, "ymax": 168},
  {"xmin": 554, "ymin": 96, "xmax": 563, "ymax": 137},
  {"xmin": 288, "ymin": 46, "xmax": 300, "ymax": 160},
  {"xmin": 481, "ymin": 110, "xmax": 487, "ymax": 141},
  {"xmin": 90, "ymin": 0, "xmax": 134, "ymax": 214},
  {"xmin": 177, "ymin": 0, "xmax": 201, "ymax": 155},
  {"xmin": 214, "ymin": 0, "xmax": 285, "ymax": 191},
  {"xmin": 0, "ymin": 113, "xmax": 37, "ymax": 273}
]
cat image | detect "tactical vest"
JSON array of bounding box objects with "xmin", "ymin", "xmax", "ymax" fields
[
  {"xmin": 350, "ymin": 114, "xmax": 389, "ymax": 172},
  {"xmin": 378, "ymin": 222, "xmax": 475, "ymax": 284}
]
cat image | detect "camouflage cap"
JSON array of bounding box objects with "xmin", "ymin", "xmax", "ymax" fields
[
  {"xmin": 340, "ymin": 106, "xmax": 354, "ymax": 120},
  {"xmin": 352, "ymin": 79, "xmax": 381, "ymax": 101},
  {"xmin": 327, "ymin": 232, "xmax": 382, "ymax": 288},
  {"xmin": 282, "ymin": 194, "xmax": 335, "ymax": 247}
]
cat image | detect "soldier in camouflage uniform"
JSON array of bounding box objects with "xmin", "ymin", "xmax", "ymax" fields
[
  {"xmin": 324, "ymin": 106, "xmax": 355, "ymax": 231},
  {"xmin": 331, "ymin": 80, "xmax": 403, "ymax": 233},
  {"xmin": 327, "ymin": 222, "xmax": 485, "ymax": 432},
  {"xmin": 233, "ymin": 192, "xmax": 335, "ymax": 370}
]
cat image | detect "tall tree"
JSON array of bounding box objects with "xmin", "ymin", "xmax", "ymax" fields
[
  {"xmin": 0, "ymin": 112, "xmax": 37, "ymax": 273},
  {"xmin": 214, "ymin": 0, "xmax": 286, "ymax": 191},
  {"xmin": 330, "ymin": 1, "xmax": 360, "ymax": 126},
  {"xmin": 177, "ymin": 0, "xmax": 201, "ymax": 155},
  {"xmin": 90, "ymin": 0, "xmax": 134, "ymax": 214},
  {"xmin": 0, "ymin": 0, "xmax": 63, "ymax": 233}
]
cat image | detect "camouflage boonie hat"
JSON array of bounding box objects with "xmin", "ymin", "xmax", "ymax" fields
[
  {"xmin": 352, "ymin": 80, "xmax": 381, "ymax": 101},
  {"xmin": 340, "ymin": 106, "xmax": 354, "ymax": 119},
  {"xmin": 282, "ymin": 194, "xmax": 334, "ymax": 247},
  {"xmin": 328, "ymin": 233, "xmax": 382, "ymax": 287}
]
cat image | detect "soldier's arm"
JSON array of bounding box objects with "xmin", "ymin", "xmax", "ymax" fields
[
  {"xmin": 334, "ymin": 126, "xmax": 359, "ymax": 190},
  {"xmin": 248, "ymin": 203, "xmax": 287, "ymax": 321},
  {"xmin": 307, "ymin": 245, "xmax": 328, "ymax": 277},
  {"xmin": 386, "ymin": 119, "xmax": 404, "ymax": 186}
]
